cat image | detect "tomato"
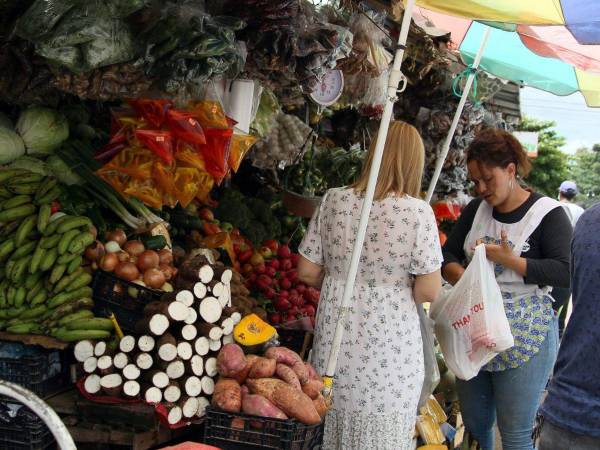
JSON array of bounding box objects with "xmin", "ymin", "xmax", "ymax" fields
[
  {"xmin": 199, "ymin": 208, "xmax": 214, "ymax": 221},
  {"xmin": 259, "ymin": 246, "xmax": 273, "ymax": 259},
  {"xmin": 262, "ymin": 239, "xmax": 279, "ymax": 253},
  {"xmin": 250, "ymin": 252, "xmax": 265, "ymax": 266},
  {"xmin": 51, "ymin": 201, "xmax": 60, "ymax": 214},
  {"xmin": 203, "ymin": 222, "xmax": 221, "ymax": 235}
]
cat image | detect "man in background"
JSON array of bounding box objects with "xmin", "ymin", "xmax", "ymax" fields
[
  {"xmin": 537, "ymin": 203, "xmax": 600, "ymax": 450},
  {"xmin": 558, "ymin": 180, "xmax": 584, "ymax": 227}
]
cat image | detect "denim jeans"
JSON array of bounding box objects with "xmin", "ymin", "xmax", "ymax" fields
[
  {"xmin": 537, "ymin": 419, "xmax": 600, "ymax": 450},
  {"xmin": 456, "ymin": 317, "xmax": 559, "ymax": 450}
]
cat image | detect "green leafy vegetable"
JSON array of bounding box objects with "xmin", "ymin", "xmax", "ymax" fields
[
  {"xmin": 16, "ymin": 106, "xmax": 69, "ymax": 155},
  {"xmin": 0, "ymin": 127, "xmax": 26, "ymax": 164}
]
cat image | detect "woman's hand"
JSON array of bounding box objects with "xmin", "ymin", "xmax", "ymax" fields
[
  {"xmin": 297, "ymin": 255, "xmax": 325, "ymax": 288},
  {"xmin": 478, "ymin": 230, "xmax": 527, "ymax": 276},
  {"xmin": 442, "ymin": 262, "xmax": 465, "ymax": 286}
]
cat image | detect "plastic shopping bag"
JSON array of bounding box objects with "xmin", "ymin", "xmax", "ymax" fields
[{"xmin": 430, "ymin": 244, "xmax": 514, "ymax": 380}]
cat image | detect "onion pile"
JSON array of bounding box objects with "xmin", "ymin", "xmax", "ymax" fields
[{"xmin": 85, "ymin": 229, "xmax": 177, "ymax": 292}]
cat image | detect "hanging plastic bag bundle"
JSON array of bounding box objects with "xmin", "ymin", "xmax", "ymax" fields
[{"xmin": 430, "ymin": 244, "xmax": 514, "ymax": 380}]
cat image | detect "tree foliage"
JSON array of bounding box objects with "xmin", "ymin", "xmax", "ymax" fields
[
  {"xmin": 517, "ymin": 117, "xmax": 569, "ymax": 197},
  {"xmin": 568, "ymin": 144, "xmax": 600, "ymax": 207}
]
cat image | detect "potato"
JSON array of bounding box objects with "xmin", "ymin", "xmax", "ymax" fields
[
  {"xmin": 272, "ymin": 383, "xmax": 321, "ymax": 425},
  {"xmin": 313, "ymin": 394, "xmax": 329, "ymax": 418},
  {"xmin": 243, "ymin": 393, "xmax": 288, "ymax": 420},
  {"xmin": 302, "ymin": 379, "xmax": 324, "ymax": 400},
  {"xmin": 276, "ymin": 363, "xmax": 301, "ymax": 389},
  {"xmin": 217, "ymin": 344, "xmax": 248, "ymax": 378},
  {"xmin": 246, "ymin": 378, "xmax": 287, "ymax": 403},
  {"xmin": 265, "ymin": 347, "xmax": 303, "ymax": 367},
  {"xmin": 248, "ymin": 357, "xmax": 276, "ymax": 379},
  {"xmin": 212, "ymin": 378, "xmax": 242, "ymax": 413}
]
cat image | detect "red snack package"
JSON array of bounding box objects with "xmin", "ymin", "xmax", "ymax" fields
[
  {"xmin": 135, "ymin": 129, "xmax": 174, "ymax": 164},
  {"xmin": 128, "ymin": 99, "xmax": 172, "ymax": 128},
  {"xmin": 166, "ymin": 109, "xmax": 206, "ymax": 146},
  {"xmin": 197, "ymin": 127, "xmax": 233, "ymax": 185}
]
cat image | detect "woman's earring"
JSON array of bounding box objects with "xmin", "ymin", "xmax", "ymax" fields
[{"xmin": 509, "ymin": 179, "xmax": 514, "ymax": 191}]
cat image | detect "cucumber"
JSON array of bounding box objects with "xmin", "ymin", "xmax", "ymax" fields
[
  {"xmin": 10, "ymin": 257, "xmax": 30, "ymax": 284},
  {"xmin": 49, "ymin": 264, "xmax": 67, "ymax": 284},
  {"xmin": 29, "ymin": 245, "xmax": 45, "ymax": 274},
  {"xmin": 9, "ymin": 183, "xmax": 40, "ymax": 195},
  {"xmin": 53, "ymin": 268, "xmax": 83, "ymax": 294},
  {"xmin": 37, "ymin": 204, "xmax": 51, "ymax": 233},
  {"xmin": 65, "ymin": 272, "xmax": 92, "ymax": 293},
  {"xmin": 47, "ymin": 286, "xmax": 93, "ymax": 309},
  {"xmin": 66, "ymin": 317, "xmax": 113, "ymax": 331},
  {"xmin": 53, "ymin": 328, "xmax": 111, "ymax": 342},
  {"xmin": 11, "ymin": 241, "xmax": 36, "ymax": 259},
  {"xmin": 57, "ymin": 216, "xmax": 92, "ymax": 234},
  {"xmin": 57, "ymin": 229, "xmax": 80, "ymax": 255},
  {"xmin": 58, "ymin": 310, "xmax": 94, "ymax": 326},
  {"xmin": 0, "ymin": 204, "xmax": 36, "ymax": 223},
  {"xmin": 0, "ymin": 169, "xmax": 29, "ymax": 183},
  {"xmin": 7, "ymin": 323, "xmax": 42, "ymax": 334},
  {"xmin": 40, "ymin": 234, "xmax": 62, "ymax": 249},
  {"xmin": 142, "ymin": 235, "xmax": 168, "ymax": 250},
  {"xmin": 30, "ymin": 290, "xmax": 48, "ymax": 306},
  {"xmin": 67, "ymin": 256, "xmax": 82, "ymax": 275},
  {"xmin": 1, "ymin": 195, "xmax": 32, "ymax": 210},
  {"xmin": 57, "ymin": 253, "xmax": 79, "ymax": 265},
  {"xmin": 39, "ymin": 248, "xmax": 58, "ymax": 272},
  {"xmin": 14, "ymin": 287, "xmax": 26, "ymax": 307},
  {"xmin": 0, "ymin": 239, "xmax": 15, "ymax": 261},
  {"xmin": 24, "ymin": 272, "xmax": 42, "ymax": 289},
  {"xmin": 20, "ymin": 305, "xmax": 48, "ymax": 320},
  {"xmin": 15, "ymin": 214, "xmax": 37, "ymax": 247}
]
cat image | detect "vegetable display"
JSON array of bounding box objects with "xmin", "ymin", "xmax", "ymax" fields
[{"xmin": 0, "ymin": 168, "xmax": 110, "ymax": 341}]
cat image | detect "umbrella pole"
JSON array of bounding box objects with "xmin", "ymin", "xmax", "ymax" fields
[
  {"xmin": 322, "ymin": 0, "xmax": 417, "ymax": 397},
  {"xmin": 425, "ymin": 26, "xmax": 491, "ymax": 203}
]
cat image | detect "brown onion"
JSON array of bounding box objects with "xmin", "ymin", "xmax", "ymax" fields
[
  {"xmin": 99, "ymin": 253, "xmax": 118, "ymax": 272},
  {"xmin": 113, "ymin": 283, "xmax": 124, "ymax": 295},
  {"xmin": 88, "ymin": 225, "xmax": 98, "ymax": 240},
  {"xmin": 143, "ymin": 268, "xmax": 166, "ymax": 289},
  {"xmin": 158, "ymin": 263, "xmax": 174, "ymax": 281},
  {"xmin": 123, "ymin": 240, "xmax": 145, "ymax": 257},
  {"xmin": 85, "ymin": 241, "xmax": 105, "ymax": 262},
  {"xmin": 106, "ymin": 229, "xmax": 127, "ymax": 246},
  {"xmin": 137, "ymin": 250, "xmax": 159, "ymax": 271},
  {"xmin": 115, "ymin": 262, "xmax": 139, "ymax": 282},
  {"xmin": 116, "ymin": 251, "xmax": 130, "ymax": 263},
  {"xmin": 158, "ymin": 248, "xmax": 173, "ymax": 265}
]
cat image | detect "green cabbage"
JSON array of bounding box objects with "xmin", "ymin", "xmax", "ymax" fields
[
  {"xmin": 0, "ymin": 127, "xmax": 26, "ymax": 164},
  {"xmin": 16, "ymin": 107, "xmax": 69, "ymax": 155}
]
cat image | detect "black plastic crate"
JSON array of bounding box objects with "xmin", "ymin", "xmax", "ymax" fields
[
  {"xmin": 92, "ymin": 270, "xmax": 164, "ymax": 333},
  {"xmin": 0, "ymin": 402, "xmax": 55, "ymax": 450},
  {"xmin": 276, "ymin": 328, "xmax": 313, "ymax": 360},
  {"xmin": 204, "ymin": 407, "xmax": 323, "ymax": 450},
  {"xmin": 0, "ymin": 341, "xmax": 68, "ymax": 400}
]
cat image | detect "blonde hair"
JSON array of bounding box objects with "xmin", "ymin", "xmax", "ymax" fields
[{"xmin": 352, "ymin": 120, "xmax": 425, "ymax": 200}]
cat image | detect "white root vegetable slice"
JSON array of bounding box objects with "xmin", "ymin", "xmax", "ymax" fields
[
  {"xmin": 218, "ymin": 293, "xmax": 229, "ymax": 308},
  {"xmin": 219, "ymin": 317, "xmax": 234, "ymax": 336},
  {"xmin": 166, "ymin": 360, "xmax": 185, "ymax": 380},
  {"xmin": 158, "ymin": 343, "xmax": 178, "ymax": 362},
  {"xmin": 177, "ymin": 342, "xmax": 193, "ymax": 361},
  {"xmin": 119, "ymin": 335, "xmax": 136, "ymax": 353},
  {"xmin": 164, "ymin": 383, "xmax": 182, "ymax": 403},
  {"xmin": 194, "ymin": 337, "xmax": 209, "ymax": 356},
  {"xmin": 137, "ymin": 335, "xmax": 155, "ymax": 353},
  {"xmin": 97, "ymin": 355, "xmax": 113, "ymax": 374},
  {"xmin": 136, "ymin": 353, "xmax": 153, "ymax": 371},
  {"xmin": 100, "ymin": 373, "xmax": 122, "ymax": 397},
  {"xmin": 83, "ymin": 357, "xmax": 98, "ymax": 374},
  {"xmin": 198, "ymin": 323, "xmax": 223, "ymax": 341},
  {"xmin": 230, "ymin": 311, "xmax": 242, "ymax": 325},
  {"xmin": 176, "ymin": 290, "xmax": 194, "ymax": 307},
  {"xmin": 184, "ymin": 308, "xmax": 198, "ymax": 325},
  {"xmin": 199, "ymin": 265, "xmax": 214, "ymax": 284},
  {"xmin": 113, "ymin": 352, "xmax": 129, "ymax": 370},
  {"xmin": 181, "ymin": 397, "xmax": 200, "ymax": 419},
  {"xmin": 222, "ymin": 334, "xmax": 234, "ymax": 345},
  {"xmin": 84, "ymin": 374, "xmax": 101, "ymax": 395},
  {"xmin": 211, "ymin": 282, "xmax": 224, "ymax": 298},
  {"xmin": 199, "ymin": 297, "xmax": 222, "ymax": 324},
  {"xmin": 196, "ymin": 397, "xmax": 210, "ymax": 417},
  {"xmin": 152, "ymin": 371, "xmax": 169, "ymax": 389},
  {"xmin": 168, "ymin": 301, "xmax": 189, "ymax": 322},
  {"xmin": 181, "ymin": 324, "xmax": 197, "ymax": 341},
  {"xmin": 220, "ymin": 269, "xmax": 233, "ymax": 285},
  {"xmin": 145, "ymin": 386, "xmax": 162, "ymax": 404},
  {"xmin": 167, "ymin": 405, "xmax": 183, "ymax": 425},
  {"xmin": 189, "ymin": 355, "xmax": 204, "ymax": 377},
  {"xmin": 193, "ymin": 282, "xmax": 207, "ymax": 300},
  {"xmin": 123, "ymin": 380, "xmax": 140, "ymax": 398},
  {"xmin": 185, "ymin": 376, "xmax": 202, "ymax": 397},
  {"xmin": 200, "ymin": 376, "xmax": 215, "ymax": 395},
  {"xmin": 208, "ymin": 339, "xmax": 221, "ymax": 352},
  {"xmin": 123, "ymin": 364, "xmax": 141, "ymax": 380},
  {"xmin": 149, "ymin": 314, "xmax": 170, "ymax": 336},
  {"xmin": 94, "ymin": 341, "xmax": 107, "ymax": 357},
  {"xmin": 74, "ymin": 340, "xmax": 95, "ymax": 362},
  {"xmin": 205, "ymin": 357, "xmax": 217, "ymax": 377}
]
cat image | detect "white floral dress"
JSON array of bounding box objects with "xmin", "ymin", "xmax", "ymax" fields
[{"xmin": 299, "ymin": 188, "xmax": 442, "ymax": 450}]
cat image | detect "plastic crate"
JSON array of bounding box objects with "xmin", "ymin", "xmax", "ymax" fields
[
  {"xmin": 204, "ymin": 407, "xmax": 323, "ymax": 450},
  {"xmin": 0, "ymin": 341, "xmax": 68, "ymax": 400},
  {"xmin": 92, "ymin": 270, "xmax": 164, "ymax": 333},
  {"xmin": 0, "ymin": 402, "xmax": 55, "ymax": 450},
  {"xmin": 276, "ymin": 328, "xmax": 313, "ymax": 360}
]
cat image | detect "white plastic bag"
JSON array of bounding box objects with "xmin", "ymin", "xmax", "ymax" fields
[{"xmin": 430, "ymin": 244, "xmax": 514, "ymax": 380}]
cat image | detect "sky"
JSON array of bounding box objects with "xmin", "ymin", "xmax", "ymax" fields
[{"xmin": 520, "ymin": 87, "xmax": 600, "ymax": 154}]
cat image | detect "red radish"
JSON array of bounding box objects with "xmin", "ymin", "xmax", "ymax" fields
[
  {"xmin": 275, "ymin": 298, "xmax": 291, "ymax": 312},
  {"xmin": 256, "ymin": 275, "xmax": 272, "ymax": 290},
  {"xmin": 290, "ymin": 253, "xmax": 300, "ymax": 267},
  {"xmin": 281, "ymin": 259, "xmax": 292, "ymax": 271},
  {"xmin": 278, "ymin": 291, "xmax": 289, "ymax": 299},
  {"xmin": 289, "ymin": 295, "xmax": 304, "ymax": 307},
  {"xmin": 269, "ymin": 313, "xmax": 281, "ymax": 324},
  {"xmin": 289, "ymin": 289, "xmax": 299, "ymax": 297},
  {"xmin": 263, "ymin": 287, "xmax": 275, "ymax": 300},
  {"xmin": 278, "ymin": 245, "xmax": 291, "ymax": 259},
  {"xmin": 269, "ymin": 259, "xmax": 280, "ymax": 270},
  {"xmin": 248, "ymin": 273, "xmax": 257, "ymax": 284},
  {"xmin": 287, "ymin": 269, "xmax": 298, "ymax": 281},
  {"xmin": 288, "ymin": 307, "xmax": 300, "ymax": 318},
  {"xmin": 255, "ymin": 263, "xmax": 266, "ymax": 274},
  {"xmin": 295, "ymin": 284, "xmax": 306, "ymax": 294},
  {"xmin": 280, "ymin": 278, "xmax": 292, "ymax": 290},
  {"xmin": 265, "ymin": 266, "xmax": 277, "ymax": 278},
  {"xmin": 303, "ymin": 305, "xmax": 316, "ymax": 316}
]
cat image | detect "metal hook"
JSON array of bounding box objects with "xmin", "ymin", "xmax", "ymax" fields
[{"xmin": 397, "ymin": 73, "xmax": 408, "ymax": 93}]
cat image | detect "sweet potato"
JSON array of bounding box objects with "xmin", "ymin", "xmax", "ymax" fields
[
  {"xmin": 242, "ymin": 393, "xmax": 288, "ymax": 420},
  {"xmin": 305, "ymin": 362, "xmax": 320, "ymax": 380},
  {"xmin": 248, "ymin": 357, "xmax": 276, "ymax": 379},
  {"xmin": 217, "ymin": 344, "xmax": 247, "ymax": 378},
  {"xmin": 301, "ymin": 379, "xmax": 324, "ymax": 400},
  {"xmin": 265, "ymin": 346, "xmax": 302, "ymax": 367},
  {"xmin": 246, "ymin": 378, "xmax": 287, "ymax": 403},
  {"xmin": 272, "ymin": 383, "xmax": 321, "ymax": 425},
  {"xmin": 212, "ymin": 378, "xmax": 242, "ymax": 413},
  {"xmin": 276, "ymin": 363, "xmax": 301, "ymax": 389},
  {"xmin": 313, "ymin": 394, "xmax": 329, "ymax": 418},
  {"xmin": 291, "ymin": 361, "xmax": 309, "ymax": 385},
  {"xmin": 241, "ymin": 385, "xmax": 250, "ymax": 397}
]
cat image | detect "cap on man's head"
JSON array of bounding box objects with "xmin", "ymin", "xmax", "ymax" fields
[{"xmin": 559, "ymin": 180, "xmax": 578, "ymax": 195}]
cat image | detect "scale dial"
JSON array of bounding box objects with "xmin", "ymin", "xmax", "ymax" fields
[{"xmin": 309, "ymin": 70, "xmax": 344, "ymax": 106}]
